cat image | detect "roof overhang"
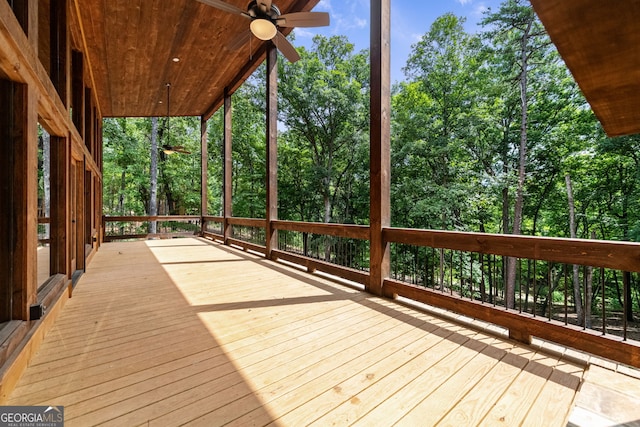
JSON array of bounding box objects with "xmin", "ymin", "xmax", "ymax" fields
[
  {"xmin": 71, "ymin": 0, "xmax": 320, "ymax": 119},
  {"xmin": 530, "ymin": 0, "xmax": 640, "ymax": 137}
]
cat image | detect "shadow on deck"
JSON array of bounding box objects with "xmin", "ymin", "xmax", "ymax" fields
[{"xmin": 5, "ymin": 238, "xmax": 640, "ymax": 426}]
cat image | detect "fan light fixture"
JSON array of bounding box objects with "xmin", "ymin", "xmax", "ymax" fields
[{"xmin": 250, "ymin": 18, "xmax": 277, "ymax": 40}]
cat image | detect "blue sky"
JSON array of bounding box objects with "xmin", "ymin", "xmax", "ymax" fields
[{"xmin": 294, "ymin": 0, "xmax": 503, "ymax": 83}]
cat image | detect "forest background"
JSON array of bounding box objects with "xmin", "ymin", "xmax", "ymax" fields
[{"xmin": 102, "ymin": 0, "xmax": 640, "ymax": 248}]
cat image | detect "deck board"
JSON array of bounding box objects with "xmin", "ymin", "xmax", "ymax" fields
[{"xmin": 6, "ymin": 238, "xmax": 639, "ymax": 426}]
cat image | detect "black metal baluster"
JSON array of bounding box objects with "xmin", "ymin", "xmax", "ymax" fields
[
  {"xmin": 518, "ymin": 259, "xmax": 523, "ymax": 313},
  {"xmin": 601, "ymin": 268, "xmax": 606, "ymax": 335},
  {"xmin": 548, "ymin": 262, "xmax": 552, "ymax": 321},
  {"xmin": 533, "ymin": 260, "xmax": 537, "ymax": 317}
]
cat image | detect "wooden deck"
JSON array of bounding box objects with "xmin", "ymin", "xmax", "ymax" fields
[{"xmin": 5, "ymin": 238, "xmax": 640, "ymax": 426}]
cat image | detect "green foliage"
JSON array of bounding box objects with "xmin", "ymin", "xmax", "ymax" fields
[
  {"xmin": 230, "ymin": 76, "xmax": 267, "ymax": 218},
  {"xmin": 101, "ymin": 1, "xmax": 640, "ymax": 247},
  {"xmin": 103, "ymin": 116, "xmax": 202, "ymax": 216},
  {"xmin": 278, "ymin": 35, "xmax": 370, "ymax": 224}
]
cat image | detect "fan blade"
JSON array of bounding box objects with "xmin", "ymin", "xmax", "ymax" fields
[
  {"xmin": 274, "ymin": 31, "xmax": 300, "ymax": 63},
  {"xmin": 277, "ymin": 12, "xmax": 329, "ymax": 28},
  {"xmin": 258, "ymin": 0, "xmax": 272, "ymax": 14},
  {"xmin": 227, "ymin": 29, "xmax": 251, "ymax": 51},
  {"xmin": 195, "ymin": 0, "xmax": 249, "ymax": 17}
]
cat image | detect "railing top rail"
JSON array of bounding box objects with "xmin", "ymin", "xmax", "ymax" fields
[
  {"xmin": 226, "ymin": 217, "xmax": 267, "ymax": 227},
  {"xmin": 273, "ymin": 220, "xmax": 370, "ymax": 240},
  {"xmin": 103, "ymin": 215, "xmax": 200, "ymax": 221},
  {"xmin": 385, "ymin": 227, "xmax": 640, "ymax": 272},
  {"xmin": 202, "ymin": 216, "xmax": 224, "ymax": 222}
]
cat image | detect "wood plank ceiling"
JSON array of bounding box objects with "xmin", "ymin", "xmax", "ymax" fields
[
  {"xmin": 71, "ymin": 0, "xmax": 319, "ymax": 118},
  {"xmin": 530, "ymin": 0, "xmax": 640, "ymax": 137},
  {"xmin": 71, "ymin": 0, "xmax": 640, "ymax": 136}
]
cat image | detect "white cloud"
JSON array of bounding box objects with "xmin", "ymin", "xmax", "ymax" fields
[
  {"xmin": 294, "ymin": 28, "xmax": 316, "ymax": 39},
  {"xmin": 352, "ymin": 17, "xmax": 367, "ymax": 29},
  {"xmin": 470, "ymin": 2, "xmax": 493, "ymax": 22},
  {"xmin": 315, "ymin": 0, "xmax": 333, "ymax": 13},
  {"xmin": 300, "ymin": 0, "xmax": 369, "ymax": 37}
]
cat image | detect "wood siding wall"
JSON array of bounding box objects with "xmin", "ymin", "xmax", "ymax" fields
[{"xmin": 0, "ymin": 0, "xmax": 103, "ymax": 384}]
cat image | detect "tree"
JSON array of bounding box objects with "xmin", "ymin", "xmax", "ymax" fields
[
  {"xmin": 229, "ymin": 78, "xmax": 267, "ymax": 219},
  {"xmin": 566, "ymin": 174, "xmax": 585, "ymax": 325},
  {"xmin": 482, "ymin": 0, "xmax": 551, "ymax": 308},
  {"xmin": 102, "ymin": 117, "xmax": 202, "ymax": 217},
  {"xmin": 279, "ymin": 35, "xmax": 369, "ymax": 225},
  {"xmin": 103, "ymin": 118, "xmax": 148, "ymax": 216},
  {"xmin": 398, "ymin": 14, "xmax": 483, "ymax": 230}
]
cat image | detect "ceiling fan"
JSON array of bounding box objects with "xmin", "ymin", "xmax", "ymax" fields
[
  {"xmin": 195, "ymin": 0, "xmax": 330, "ymax": 62},
  {"xmin": 162, "ymin": 144, "xmax": 191, "ymax": 155},
  {"xmin": 161, "ymin": 83, "xmax": 192, "ymax": 155}
]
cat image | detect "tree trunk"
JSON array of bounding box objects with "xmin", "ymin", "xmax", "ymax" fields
[
  {"xmin": 119, "ymin": 170, "xmax": 126, "ymax": 234},
  {"xmin": 322, "ymin": 170, "xmax": 332, "ymax": 261},
  {"xmin": 585, "ymin": 265, "xmax": 593, "ymax": 328},
  {"xmin": 323, "ymin": 189, "xmax": 331, "ymax": 223},
  {"xmin": 505, "ymin": 18, "xmax": 533, "ymax": 309},
  {"xmin": 624, "ymin": 271, "xmax": 634, "ymax": 322},
  {"xmin": 439, "ymin": 210, "xmax": 446, "ymax": 288},
  {"xmin": 613, "ymin": 270, "xmax": 624, "ymax": 308},
  {"xmin": 542, "ymin": 265, "xmax": 562, "ymax": 318},
  {"xmin": 119, "ymin": 170, "xmax": 126, "ymax": 215},
  {"xmin": 584, "ymin": 230, "xmax": 596, "ymax": 328},
  {"xmin": 565, "ymin": 174, "xmax": 585, "ymax": 325},
  {"xmin": 149, "ymin": 117, "xmax": 159, "ymax": 234}
]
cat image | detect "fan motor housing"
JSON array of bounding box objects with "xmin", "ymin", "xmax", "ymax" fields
[{"xmin": 247, "ymin": 1, "xmax": 280, "ymax": 19}]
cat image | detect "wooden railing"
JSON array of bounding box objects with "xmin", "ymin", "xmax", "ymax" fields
[
  {"xmin": 383, "ymin": 228, "xmax": 640, "ymax": 368},
  {"xmin": 202, "ymin": 217, "xmax": 370, "ymax": 284},
  {"xmin": 102, "ymin": 215, "xmax": 201, "ymax": 241},
  {"xmin": 272, "ymin": 220, "xmax": 370, "ymax": 285},
  {"xmin": 202, "ymin": 215, "xmax": 223, "ymax": 236},
  {"xmin": 109, "ymin": 215, "xmax": 640, "ymax": 368}
]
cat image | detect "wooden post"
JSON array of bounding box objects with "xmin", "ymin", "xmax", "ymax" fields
[
  {"xmin": 71, "ymin": 50, "xmax": 85, "ymax": 138},
  {"xmin": 0, "ymin": 80, "xmax": 11, "ymax": 322},
  {"xmin": 95, "ymin": 112, "xmax": 102, "ymax": 172},
  {"xmin": 200, "ymin": 115, "xmax": 208, "ymax": 234},
  {"xmin": 97, "ymin": 117, "xmax": 103, "ymax": 246},
  {"xmin": 369, "ymin": 0, "xmax": 391, "ymax": 296},
  {"xmin": 0, "ymin": 80, "xmax": 14, "ymax": 321},
  {"xmin": 223, "ymin": 87, "xmax": 232, "ymax": 243},
  {"xmin": 0, "ymin": 80, "xmax": 39, "ymax": 321},
  {"xmin": 265, "ymin": 43, "xmax": 278, "ymax": 259},
  {"xmin": 50, "ymin": 135, "xmax": 70, "ymax": 277}
]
